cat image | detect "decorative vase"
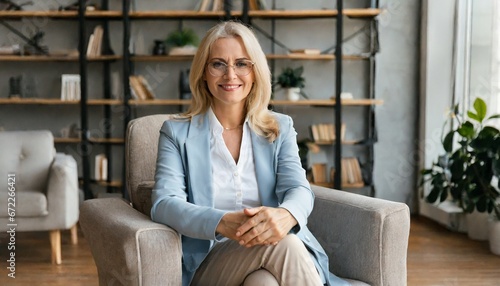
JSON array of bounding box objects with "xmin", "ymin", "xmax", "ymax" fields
[
  {"xmin": 286, "ymin": 87, "xmax": 301, "ymax": 101},
  {"xmin": 168, "ymin": 45, "xmax": 198, "ymax": 56},
  {"xmin": 466, "ymin": 211, "xmax": 489, "ymax": 241},
  {"xmin": 152, "ymin": 40, "xmax": 166, "ymax": 55},
  {"xmin": 488, "ymin": 218, "xmax": 500, "ymax": 255}
]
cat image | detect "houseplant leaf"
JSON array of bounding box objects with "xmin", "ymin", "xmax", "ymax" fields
[
  {"xmin": 443, "ymin": 131, "xmax": 455, "ymax": 153},
  {"xmin": 473, "ymin": 97, "xmax": 487, "ymax": 123},
  {"xmin": 457, "ymin": 121, "xmax": 475, "ymax": 139}
]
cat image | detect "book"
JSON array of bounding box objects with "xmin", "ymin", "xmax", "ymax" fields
[
  {"xmin": 289, "ymin": 49, "xmax": 321, "ymax": 55},
  {"xmin": 198, "ymin": 0, "xmax": 210, "ymax": 11},
  {"xmin": 61, "ymin": 74, "xmax": 81, "ymax": 101},
  {"xmin": 86, "ymin": 25, "xmax": 103, "ymax": 57},
  {"xmin": 138, "ymin": 75, "xmax": 156, "ymax": 99},
  {"xmin": 129, "ymin": 76, "xmax": 147, "ymax": 100},
  {"xmin": 94, "ymin": 153, "xmax": 108, "ymax": 181},
  {"xmin": 311, "ymin": 163, "xmax": 327, "ymax": 183},
  {"xmin": 86, "ymin": 34, "xmax": 94, "ymax": 56}
]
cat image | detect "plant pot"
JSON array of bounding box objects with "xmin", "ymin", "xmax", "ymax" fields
[
  {"xmin": 286, "ymin": 87, "xmax": 301, "ymax": 101},
  {"xmin": 168, "ymin": 45, "xmax": 197, "ymax": 56},
  {"xmin": 466, "ymin": 211, "xmax": 489, "ymax": 241},
  {"xmin": 488, "ymin": 218, "xmax": 500, "ymax": 255}
]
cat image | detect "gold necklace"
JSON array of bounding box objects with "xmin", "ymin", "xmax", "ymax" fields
[{"xmin": 224, "ymin": 125, "xmax": 243, "ymax": 131}]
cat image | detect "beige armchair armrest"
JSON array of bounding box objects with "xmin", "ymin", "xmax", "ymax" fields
[
  {"xmin": 80, "ymin": 197, "xmax": 182, "ymax": 286},
  {"xmin": 45, "ymin": 153, "xmax": 79, "ymax": 230},
  {"xmin": 308, "ymin": 185, "xmax": 410, "ymax": 286}
]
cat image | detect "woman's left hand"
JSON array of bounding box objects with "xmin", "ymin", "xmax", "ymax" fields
[{"xmin": 236, "ymin": 206, "xmax": 298, "ymax": 247}]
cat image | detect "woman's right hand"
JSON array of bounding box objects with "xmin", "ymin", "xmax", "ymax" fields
[{"xmin": 216, "ymin": 211, "xmax": 249, "ymax": 241}]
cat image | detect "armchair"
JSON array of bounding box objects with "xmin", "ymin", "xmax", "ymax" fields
[
  {"xmin": 0, "ymin": 130, "xmax": 80, "ymax": 264},
  {"xmin": 80, "ymin": 115, "xmax": 410, "ymax": 285}
]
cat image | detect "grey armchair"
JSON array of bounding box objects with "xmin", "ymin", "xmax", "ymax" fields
[
  {"xmin": 80, "ymin": 115, "xmax": 410, "ymax": 286},
  {"xmin": 0, "ymin": 130, "xmax": 80, "ymax": 264}
]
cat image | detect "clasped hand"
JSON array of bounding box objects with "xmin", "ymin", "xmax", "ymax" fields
[{"xmin": 216, "ymin": 206, "xmax": 298, "ymax": 247}]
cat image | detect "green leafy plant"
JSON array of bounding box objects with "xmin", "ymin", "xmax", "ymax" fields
[
  {"xmin": 164, "ymin": 28, "xmax": 199, "ymax": 47},
  {"xmin": 276, "ymin": 66, "xmax": 305, "ymax": 88},
  {"xmin": 420, "ymin": 97, "xmax": 500, "ymax": 220},
  {"xmin": 275, "ymin": 66, "xmax": 308, "ymax": 99}
]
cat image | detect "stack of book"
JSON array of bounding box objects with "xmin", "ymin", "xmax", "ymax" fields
[
  {"xmin": 339, "ymin": 157, "xmax": 364, "ymax": 187},
  {"xmin": 288, "ymin": 48, "xmax": 322, "ymax": 57},
  {"xmin": 86, "ymin": 25, "xmax": 103, "ymax": 57},
  {"xmin": 310, "ymin": 123, "xmax": 345, "ymax": 143},
  {"xmin": 196, "ymin": 0, "xmax": 267, "ymax": 11},
  {"xmin": 94, "ymin": 153, "xmax": 108, "ymax": 181},
  {"xmin": 61, "ymin": 74, "xmax": 81, "ymax": 101},
  {"xmin": 129, "ymin": 75, "xmax": 155, "ymax": 100}
]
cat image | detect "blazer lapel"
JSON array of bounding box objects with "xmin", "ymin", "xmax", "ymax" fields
[
  {"xmin": 251, "ymin": 131, "xmax": 278, "ymax": 206},
  {"xmin": 185, "ymin": 113, "xmax": 213, "ymax": 207}
]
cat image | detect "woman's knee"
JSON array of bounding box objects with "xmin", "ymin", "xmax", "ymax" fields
[
  {"xmin": 243, "ymin": 269, "xmax": 279, "ymax": 286},
  {"xmin": 276, "ymin": 234, "xmax": 306, "ymax": 251}
]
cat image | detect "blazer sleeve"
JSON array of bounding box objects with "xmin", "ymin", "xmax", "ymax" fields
[
  {"xmin": 150, "ymin": 120, "xmax": 226, "ymax": 240},
  {"xmin": 274, "ymin": 115, "xmax": 315, "ymax": 231}
]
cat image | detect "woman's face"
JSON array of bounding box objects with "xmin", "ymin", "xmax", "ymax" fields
[{"xmin": 204, "ymin": 37, "xmax": 255, "ymax": 109}]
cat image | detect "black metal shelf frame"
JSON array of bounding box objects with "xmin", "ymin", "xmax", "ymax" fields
[{"xmin": 79, "ymin": 0, "xmax": 120, "ymax": 200}]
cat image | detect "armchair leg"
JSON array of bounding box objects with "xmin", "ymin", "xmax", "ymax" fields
[
  {"xmin": 70, "ymin": 224, "xmax": 78, "ymax": 245},
  {"xmin": 50, "ymin": 230, "xmax": 62, "ymax": 265}
]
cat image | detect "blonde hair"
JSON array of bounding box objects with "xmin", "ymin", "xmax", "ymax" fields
[{"xmin": 184, "ymin": 21, "xmax": 279, "ymax": 142}]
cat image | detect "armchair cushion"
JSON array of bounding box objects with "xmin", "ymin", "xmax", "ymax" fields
[
  {"xmin": 0, "ymin": 130, "xmax": 55, "ymax": 194},
  {"xmin": 0, "ymin": 190, "xmax": 48, "ymax": 217}
]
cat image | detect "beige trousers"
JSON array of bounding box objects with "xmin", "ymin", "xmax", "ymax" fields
[{"xmin": 191, "ymin": 234, "xmax": 324, "ymax": 286}]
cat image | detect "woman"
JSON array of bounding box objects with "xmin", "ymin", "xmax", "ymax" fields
[{"xmin": 151, "ymin": 21, "xmax": 349, "ymax": 286}]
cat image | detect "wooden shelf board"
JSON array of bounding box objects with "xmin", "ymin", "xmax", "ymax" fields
[
  {"xmin": 87, "ymin": 99, "xmax": 123, "ymax": 105},
  {"xmin": 0, "ymin": 98, "xmax": 79, "ymax": 105},
  {"xmin": 126, "ymin": 9, "xmax": 381, "ymax": 19},
  {"xmin": 54, "ymin": 137, "xmax": 81, "ymax": 143},
  {"xmin": 249, "ymin": 9, "xmax": 381, "ymax": 19},
  {"xmin": 270, "ymin": 99, "xmax": 383, "ymax": 106},
  {"xmin": 132, "ymin": 54, "xmax": 368, "ymax": 62},
  {"xmin": 0, "ymin": 98, "xmax": 125, "ymax": 105},
  {"xmin": 131, "ymin": 55, "xmax": 194, "ymax": 61},
  {"xmin": 315, "ymin": 140, "xmax": 360, "ymax": 145},
  {"xmin": 0, "ymin": 55, "xmax": 121, "ymax": 62},
  {"xmin": 0, "ymin": 10, "xmax": 122, "ymax": 19},
  {"xmin": 311, "ymin": 182, "xmax": 365, "ymax": 189},
  {"xmin": 129, "ymin": 99, "xmax": 191, "ymax": 105},
  {"xmin": 55, "ymin": 137, "xmax": 124, "ymax": 144},
  {"xmin": 0, "ymin": 8, "xmax": 380, "ymax": 20},
  {"xmin": 89, "ymin": 138, "xmax": 124, "ymax": 144}
]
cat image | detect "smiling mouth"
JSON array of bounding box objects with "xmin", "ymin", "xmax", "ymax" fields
[{"xmin": 219, "ymin": 84, "xmax": 241, "ymax": 91}]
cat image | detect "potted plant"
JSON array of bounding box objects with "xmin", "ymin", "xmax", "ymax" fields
[
  {"xmin": 164, "ymin": 28, "xmax": 199, "ymax": 56},
  {"xmin": 275, "ymin": 66, "xmax": 308, "ymax": 101},
  {"xmin": 420, "ymin": 97, "xmax": 500, "ymax": 252}
]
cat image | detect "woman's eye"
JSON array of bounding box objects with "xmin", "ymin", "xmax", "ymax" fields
[
  {"xmin": 236, "ymin": 61, "xmax": 249, "ymax": 68},
  {"xmin": 212, "ymin": 62, "xmax": 225, "ymax": 68}
]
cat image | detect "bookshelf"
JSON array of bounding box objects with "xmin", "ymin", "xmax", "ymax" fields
[
  {"xmin": 0, "ymin": 1, "xmax": 381, "ymax": 200},
  {"xmin": 119, "ymin": 1, "xmax": 381, "ymax": 195}
]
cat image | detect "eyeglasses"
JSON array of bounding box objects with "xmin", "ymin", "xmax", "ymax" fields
[{"xmin": 207, "ymin": 59, "xmax": 255, "ymax": 77}]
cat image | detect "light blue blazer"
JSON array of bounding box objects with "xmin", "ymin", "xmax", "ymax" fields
[{"xmin": 151, "ymin": 112, "xmax": 348, "ymax": 286}]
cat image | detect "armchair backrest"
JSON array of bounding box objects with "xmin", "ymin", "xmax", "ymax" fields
[
  {"xmin": 125, "ymin": 114, "xmax": 173, "ymax": 215},
  {"xmin": 0, "ymin": 130, "xmax": 55, "ymax": 193}
]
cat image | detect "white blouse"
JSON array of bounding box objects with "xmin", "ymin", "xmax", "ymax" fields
[{"xmin": 208, "ymin": 108, "xmax": 261, "ymax": 211}]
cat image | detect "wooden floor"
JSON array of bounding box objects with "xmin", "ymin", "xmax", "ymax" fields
[{"xmin": 0, "ymin": 216, "xmax": 499, "ymax": 285}]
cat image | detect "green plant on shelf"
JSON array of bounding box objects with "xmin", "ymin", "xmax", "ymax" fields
[{"xmin": 165, "ymin": 28, "xmax": 199, "ymax": 48}]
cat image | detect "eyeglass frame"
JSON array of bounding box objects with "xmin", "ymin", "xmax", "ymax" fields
[{"xmin": 206, "ymin": 59, "xmax": 255, "ymax": 77}]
